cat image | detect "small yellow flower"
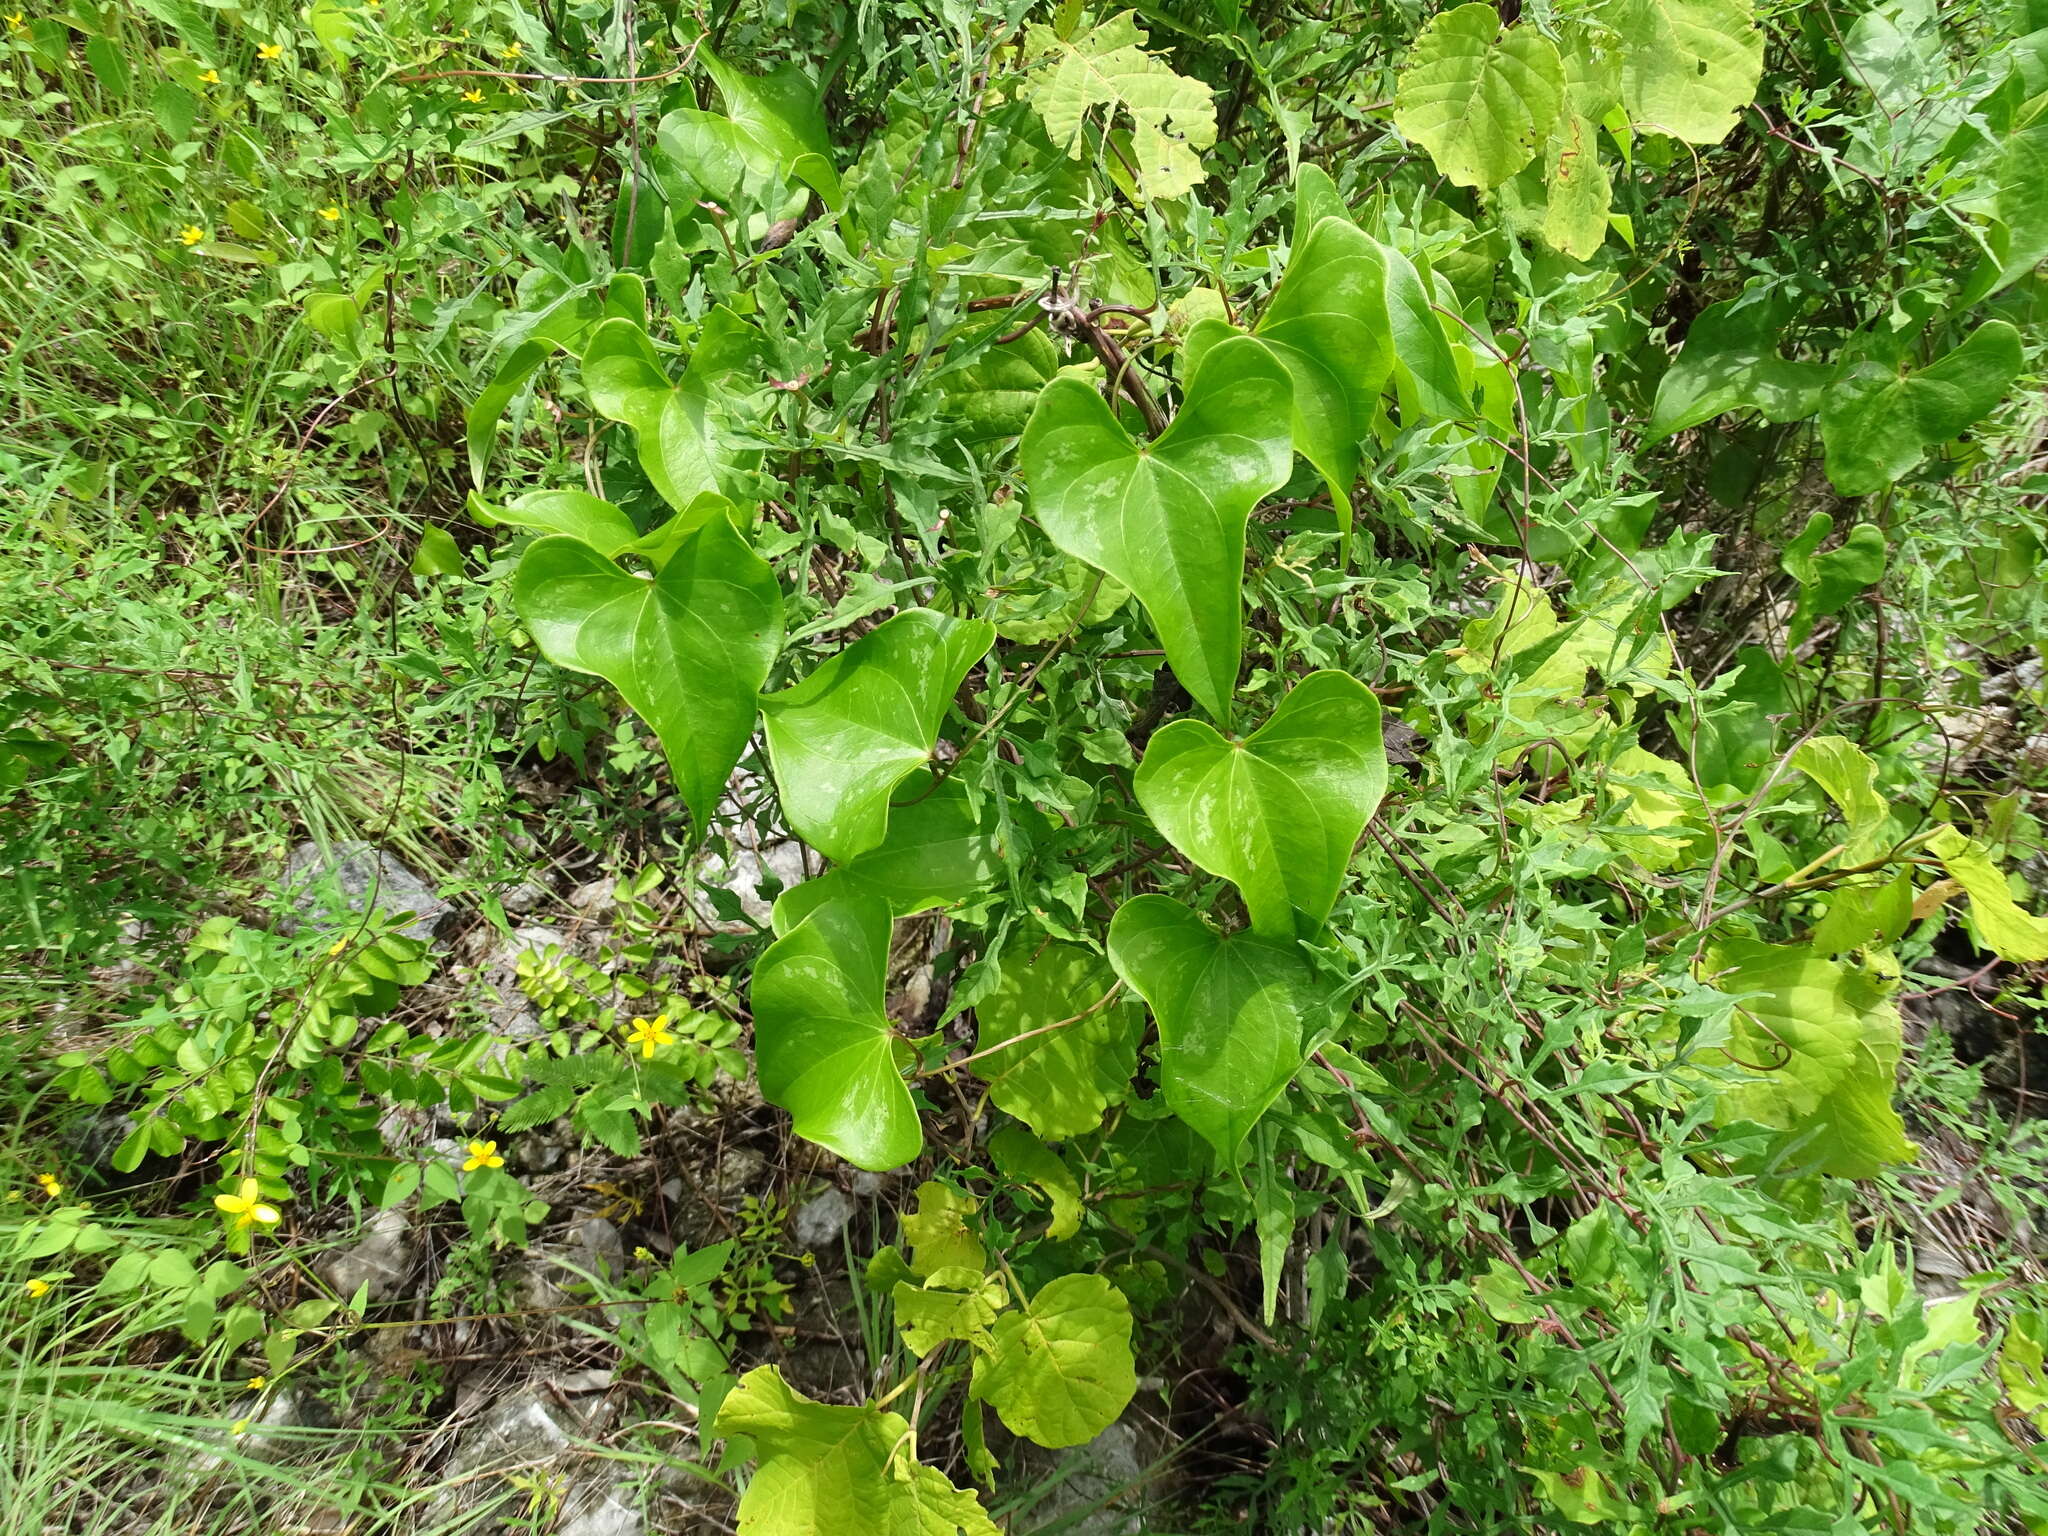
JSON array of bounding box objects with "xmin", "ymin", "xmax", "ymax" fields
[
  {"xmin": 230, "ymin": 1417, "xmax": 251, "ymax": 1438},
  {"xmin": 462, "ymin": 1140, "xmax": 504, "ymax": 1172},
  {"xmin": 5, "ymin": 13, "xmax": 26, "ymax": 33},
  {"xmin": 625, "ymin": 1014, "xmax": 674, "ymax": 1060},
  {"xmin": 213, "ymin": 1178, "xmax": 281, "ymax": 1230},
  {"xmin": 35, "ymin": 1173, "xmax": 61, "ymax": 1198},
  {"xmin": 198, "ymin": 68, "xmax": 219, "ymax": 84},
  {"xmin": 318, "ymin": 205, "xmax": 341, "ymax": 222},
  {"xmin": 178, "ymin": 226, "xmax": 206, "ymax": 247},
  {"xmin": 500, "ymin": 41, "xmax": 521, "ymax": 59},
  {"xmin": 461, "ymin": 88, "xmax": 484, "ymax": 103},
  {"xmin": 246, "ymin": 1374, "xmax": 269, "ymax": 1391},
  {"xmin": 24, "ymin": 1278, "xmax": 51, "ymax": 1299},
  {"xmin": 257, "ymin": 42, "xmax": 282, "ymax": 60}
]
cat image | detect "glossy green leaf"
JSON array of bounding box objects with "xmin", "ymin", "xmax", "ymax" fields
[
  {"xmin": 469, "ymin": 489, "xmax": 640, "ymax": 558},
  {"xmin": 770, "ymin": 774, "xmax": 1006, "ymax": 935},
  {"xmin": 1021, "ymin": 335, "xmax": 1292, "ymax": 725},
  {"xmin": 582, "ymin": 317, "xmax": 750, "ymax": 512},
  {"xmin": 1603, "ymin": 0, "xmax": 1763, "ymax": 144},
  {"xmin": 970, "ymin": 940, "xmax": 1143, "ymax": 1140},
  {"xmin": 511, "ymin": 520, "xmax": 782, "ymax": 828},
  {"xmin": 1647, "ymin": 294, "xmax": 1830, "ymax": 441},
  {"xmin": 749, "ymin": 894, "xmax": 922, "ymax": 1171},
  {"xmin": 1253, "ymin": 216, "xmax": 1397, "ymax": 545},
  {"xmin": 703, "ymin": 50, "xmax": 842, "ymax": 206},
  {"xmin": 1106, "ymin": 895, "xmax": 1320, "ymax": 1161},
  {"xmin": 1133, "ymin": 671, "xmax": 1386, "ymax": 939},
  {"xmin": 972, "ymin": 1274, "xmax": 1136, "ymax": 1449},
  {"xmin": 759, "ymin": 610, "xmax": 996, "ymax": 863},
  {"xmin": 716, "ymin": 1366, "xmax": 999, "ymax": 1536},
  {"xmin": 1394, "ymin": 4, "xmax": 1564, "ymax": 190},
  {"xmin": 1820, "ymin": 320, "xmax": 2024, "ymax": 495},
  {"xmin": 1928, "ymin": 827, "xmax": 2048, "ymax": 962},
  {"xmin": 1701, "ymin": 938, "xmax": 1914, "ymax": 1178}
]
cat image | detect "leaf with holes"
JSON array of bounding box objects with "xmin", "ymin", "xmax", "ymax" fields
[{"xmin": 510, "ymin": 520, "xmax": 782, "ymax": 829}]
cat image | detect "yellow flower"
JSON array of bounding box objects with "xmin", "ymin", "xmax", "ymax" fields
[
  {"xmin": 257, "ymin": 42, "xmax": 282, "ymax": 60},
  {"xmin": 198, "ymin": 68, "xmax": 219, "ymax": 84},
  {"xmin": 500, "ymin": 41, "xmax": 521, "ymax": 59},
  {"xmin": 35, "ymin": 1173, "xmax": 61, "ymax": 1198},
  {"xmin": 24, "ymin": 1278, "xmax": 51, "ymax": 1299},
  {"xmin": 462, "ymin": 1140, "xmax": 504, "ymax": 1172},
  {"xmin": 318, "ymin": 205, "xmax": 341, "ymax": 222},
  {"xmin": 327, "ymin": 936, "xmax": 348, "ymax": 955},
  {"xmin": 230, "ymin": 1417, "xmax": 251, "ymax": 1438},
  {"xmin": 461, "ymin": 88, "xmax": 484, "ymax": 103},
  {"xmin": 178, "ymin": 226, "xmax": 206, "ymax": 247},
  {"xmin": 246, "ymin": 1374, "xmax": 268, "ymax": 1391},
  {"xmin": 213, "ymin": 1178, "xmax": 281, "ymax": 1230},
  {"xmin": 625, "ymin": 1014, "xmax": 673, "ymax": 1060},
  {"xmin": 5, "ymin": 14, "xmax": 26, "ymax": 33}
]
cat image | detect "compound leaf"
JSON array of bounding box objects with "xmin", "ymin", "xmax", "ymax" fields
[
  {"xmin": 750, "ymin": 894, "xmax": 922, "ymax": 1171},
  {"xmin": 1107, "ymin": 895, "xmax": 1321, "ymax": 1161},
  {"xmin": 972, "ymin": 1274, "xmax": 1136, "ymax": 1449},
  {"xmin": 760, "ymin": 610, "xmax": 995, "ymax": 863},
  {"xmin": 511, "ymin": 521, "xmax": 782, "ymax": 829},
  {"xmin": 1021, "ymin": 335, "xmax": 1292, "ymax": 726},
  {"xmin": 1394, "ymin": 4, "xmax": 1565, "ymax": 190},
  {"xmin": 1133, "ymin": 671, "xmax": 1387, "ymax": 940}
]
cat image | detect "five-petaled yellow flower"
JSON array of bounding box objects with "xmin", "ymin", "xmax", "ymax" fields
[
  {"xmin": 179, "ymin": 226, "xmax": 206, "ymax": 246},
  {"xmin": 318, "ymin": 205, "xmax": 341, "ymax": 222},
  {"xmin": 35, "ymin": 1172, "xmax": 61, "ymax": 1198},
  {"xmin": 462, "ymin": 1140, "xmax": 504, "ymax": 1172},
  {"xmin": 24, "ymin": 1278, "xmax": 51, "ymax": 1299},
  {"xmin": 246, "ymin": 1374, "xmax": 269, "ymax": 1391},
  {"xmin": 198, "ymin": 68, "xmax": 219, "ymax": 83},
  {"xmin": 257, "ymin": 42, "xmax": 282, "ymax": 59},
  {"xmin": 461, "ymin": 88, "xmax": 484, "ymax": 103},
  {"xmin": 214, "ymin": 1178, "xmax": 281, "ymax": 1230},
  {"xmin": 625, "ymin": 1014, "xmax": 673, "ymax": 1059}
]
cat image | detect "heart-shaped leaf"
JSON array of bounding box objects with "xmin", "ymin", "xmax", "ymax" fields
[
  {"xmin": 1134, "ymin": 670, "xmax": 1387, "ymax": 939},
  {"xmin": 749, "ymin": 893, "xmax": 922, "ymax": 1171},
  {"xmin": 1106, "ymin": 895, "xmax": 1321, "ymax": 1161},
  {"xmin": 469, "ymin": 488, "xmax": 640, "ymax": 557},
  {"xmin": 582, "ymin": 317, "xmax": 751, "ymax": 512},
  {"xmin": 1820, "ymin": 320, "xmax": 2023, "ymax": 495},
  {"xmin": 760, "ymin": 609, "xmax": 995, "ymax": 863},
  {"xmin": 1021, "ymin": 334, "xmax": 1292, "ymax": 726},
  {"xmin": 1647, "ymin": 293, "xmax": 1831, "ymax": 441},
  {"xmin": 1394, "ymin": 3, "xmax": 1565, "ymax": 190},
  {"xmin": 1604, "ymin": 0, "xmax": 1763, "ymax": 145},
  {"xmin": 770, "ymin": 773, "xmax": 1006, "ymax": 935},
  {"xmin": 971, "ymin": 939, "xmax": 1143, "ymax": 1140},
  {"xmin": 511, "ymin": 519, "xmax": 782, "ymax": 828},
  {"xmin": 972, "ymin": 1274, "xmax": 1136, "ymax": 1449}
]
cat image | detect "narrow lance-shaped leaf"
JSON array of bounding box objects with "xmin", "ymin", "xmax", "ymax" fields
[
  {"xmin": 511, "ymin": 519, "xmax": 782, "ymax": 830},
  {"xmin": 1022, "ymin": 335, "xmax": 1292, "ymax": 726},
  {"xmin": 1134, "ymin": 671, "xmax": 1387, "ymax": 939},
  {"xmin": 749, "ymin": 893, "xmax": 923, "ymax": 1171},
  {"xmin": 1107, "ymin": 895, "xmax": 1321, "ymax": 1161},
  {"xmin": 759, "ymin": 609, "xmax": 995, "ymax": 864}
]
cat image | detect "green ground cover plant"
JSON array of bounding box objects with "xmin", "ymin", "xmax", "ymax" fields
[{"xmin": 5, "ymin": 0, "xmax": 2048, "ymax": 1531}]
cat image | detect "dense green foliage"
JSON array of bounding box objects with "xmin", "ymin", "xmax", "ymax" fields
[{"xmin": 6, "ymin": 0, "xmax": 2048, "ymax": 1531}]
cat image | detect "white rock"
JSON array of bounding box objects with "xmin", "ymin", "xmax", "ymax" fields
[{"xmin": 794, "ymin": 1187, "xmax": 857, "ymax": 1250}]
